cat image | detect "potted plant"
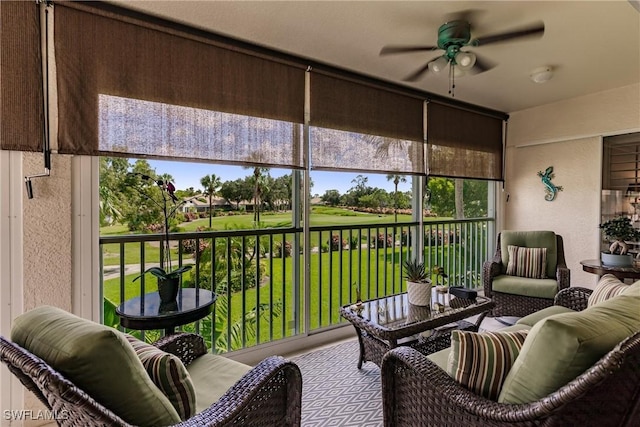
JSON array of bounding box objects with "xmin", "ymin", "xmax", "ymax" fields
[
  {"xmin": 599, "ymin": 216, "xmax": 640, "ymax": 267},
  {"xmin": 130, "ymin": 173, "xmax": 192, "ymax": 304},
  {"xmin": 403, "ymin": 258, "xmax": 432, "ymax": 306}
]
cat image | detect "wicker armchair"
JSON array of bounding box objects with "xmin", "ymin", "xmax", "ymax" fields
[
  {"xmin": 381, "ymin": 287, "xmax": 640, "ymax": 426},
  {"xmin": 483, "ymin": 231, "xmax": 570, "ymax": 317},
  {"xmin": 0, "ymin": 333, "xmax": 302, "ymax": 427}
]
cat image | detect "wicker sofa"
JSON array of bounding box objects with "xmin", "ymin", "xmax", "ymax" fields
[
  {"xmin": 381, "ymin": 281, "xmax": 640, "ymax": 426},
  {"xmin": 0, "ymin": 306, "xmax": 302, "ymax": 427}
]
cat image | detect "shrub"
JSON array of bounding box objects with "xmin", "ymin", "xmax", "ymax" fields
[
  {"xmin": 273, "ymin": 240, "xmax": 292, "ymax": 258},
  {"xmin": 329, "ymin": 234, "xmax": 347, "ymax": 251},
  {"xmin": 371, "ymin": 233, "xmax": 393, "ymax": 249}
]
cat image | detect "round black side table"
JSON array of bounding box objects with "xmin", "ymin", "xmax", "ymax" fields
[{"xmin": 116, "ymin": 288, "xmax": 216, "ymax": 335}]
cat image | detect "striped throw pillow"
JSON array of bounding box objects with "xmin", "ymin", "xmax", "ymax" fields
[
  {"xmin": 588, "ymin": 274, "xmax": 628, "ymax": 307},
  {"xmin": 505, "ymin": 245, "xmax": 548, "ymax": 279},
  {"xmin": 125, "ymin": 335, "xmax": 196, "ymax": 420},
  {"xmin": 447, "ymin": 329, "xmax": 529, "ymax": 401}
]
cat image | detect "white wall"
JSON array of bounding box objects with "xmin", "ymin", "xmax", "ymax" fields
[{"xmin": 504, "ymin": 83, "xmax": 640, "ymax": 287}]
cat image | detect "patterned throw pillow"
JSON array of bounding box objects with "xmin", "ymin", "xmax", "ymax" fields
[
  {"xmin": 588, "ymin": 274, "xmax": 628, "ymax": 307},
  {"xmin": 447, "ymin": 329, "xmax": 529, "ymax": 401},
  {"xmin": 125, "ymin": 335, "xmax": 196, "ymax": 420},
  {"xmin": 505, "ymin": 245, "xmax": 548, "ymax": 279}
]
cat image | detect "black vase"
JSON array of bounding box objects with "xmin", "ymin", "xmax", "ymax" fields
[{"xmin": 158, "ymin": 277, "xmax": 180, "ymax": 304}]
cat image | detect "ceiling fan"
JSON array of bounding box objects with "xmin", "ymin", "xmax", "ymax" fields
[{"xmin": 380, "ymin": 11, "xmax": 545, "ymax": 95}]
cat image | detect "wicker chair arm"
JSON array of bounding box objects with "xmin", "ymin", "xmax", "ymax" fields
[
  {"xmin": 482, "ymin": 259, "xmax": 502, "ymax": 297},
  {"xmin": 556, "ymin": 264, "xmax": 571, "ymax": 290},
  {"xmin": 153, "ymin": 333, "xmax": 207, "ymax": 366},
  {"xmin": 553, "ymin": 287, "xmax": 592, "ymax": 311},
  {"xmin": 174, "ymin": 356, "xmax": 302, "ymax": 427}
]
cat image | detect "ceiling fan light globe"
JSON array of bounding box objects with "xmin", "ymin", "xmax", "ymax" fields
[
  {"xmin": 455, "ymin": 51, "xmax": 476, "ymax": 71},
  {"xmin": 428, "ymin": 56, "xmax": 449, "ymax": 73}
]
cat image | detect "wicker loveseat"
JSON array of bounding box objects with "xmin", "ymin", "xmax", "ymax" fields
[
  {"xmin": 381, "ymin": 282, "xmax": 640, "ymax": 426},
  {"xmin": 483, "ymin": 230, "xmax": 570, "ymax": 317},
  {"xmin": 0, "ymin": 306, "xmax": 302, "ymax": 427}
]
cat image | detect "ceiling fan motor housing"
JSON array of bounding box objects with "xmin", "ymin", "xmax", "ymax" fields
[{"xmin": 437, "ymin": 20, "xmax": 472, "ymax": 50}]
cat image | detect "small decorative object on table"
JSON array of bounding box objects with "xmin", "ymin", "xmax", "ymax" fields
[
  {"xmin": 599, "ymin": 216, "xmax": 640, "ymax": 267},
  {"xmin": 130, "ymin": 173, "xmax": 192, "ymax": 304},
  {"xmin": 403, "ymin": 259, "xmax": 432, "ymax": 306},
  {"xmin": 433, "ymin": 265, "xmax": 449, "ymax": 306}
]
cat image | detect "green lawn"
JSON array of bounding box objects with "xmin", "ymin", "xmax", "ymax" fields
[{"xmin": 102, "ymin": 207, "xmax": 474, "ymax": 350}]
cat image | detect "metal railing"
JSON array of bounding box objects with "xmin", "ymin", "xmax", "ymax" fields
[{"xmin": 100, "ymin": 217, "xmax": 492, "ymax": 352}]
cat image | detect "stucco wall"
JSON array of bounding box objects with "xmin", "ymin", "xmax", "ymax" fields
[
  {"xmin": 505, "ymin": 83, "xmax": 640, "ymax": 287},
  {"xmin": 22, "ymin": 152, "xmax": 73, "ymax": 312}
]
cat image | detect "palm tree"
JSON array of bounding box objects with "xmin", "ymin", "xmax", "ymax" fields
[
  {"xmin": 200, "ymin": 174, "xmax": 221, "ymax": 227},
  {"xmin": 386, "ymin": 173, "xmax": 407, "ymax": 222}
]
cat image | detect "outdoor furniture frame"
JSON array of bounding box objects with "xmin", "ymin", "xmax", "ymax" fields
[
  {"xmin": 483, "ymin": 231, "xmax": 570, "ymax": 317},
  {"xmin": 0, "ymin": 333, "xmax": 302, "ymax": 427},
  {"xmin": 340, "ymin": 292, "xmax": 495, "ymax": 368},
  {"xmin": 381, "ymin": 287, "xmax": 640, "ymax": 426}
]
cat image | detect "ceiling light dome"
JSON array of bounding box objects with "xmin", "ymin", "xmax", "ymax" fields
[{"xmin": 530, "ymin": 66, "xmax": 553, "ymax": 83}]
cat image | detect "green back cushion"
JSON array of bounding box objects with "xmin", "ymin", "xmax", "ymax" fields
[
  {"xmin": 500, "ymin": 230, "xmax": 557, "ymax": 278},
  {"xmin": 448, "ymin": 329, "xmax": 529, "ymax": 401},
  {"xmin": 588, "ymin": 274, "xmax": 628, "ymax": 307},
  {"xmin": 125, "ymin": 335, "xmax": 196, "ymax": 420},
  {"xmin": 499, "ymin": 293, "xmax": 640, "ymax": 404},
  {"xmin": 505, "ymin": 245, "xmax": 548, "ymax": 279},
  {"xmin": 11, "ymin": 306, "xmax": 181, "ymax": 426},
  {"xmin": 516, "ymin": 305, "xmax": 575, "ymax": 327}
]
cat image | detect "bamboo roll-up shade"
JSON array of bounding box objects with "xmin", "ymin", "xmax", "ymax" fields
[
  {"xmin": 54, "ymin": 2, "xmax": 305, "ymax": 159},
  {"xmin": 309, "ymin": 72, "xmax": 425, "ymax": 174},
  {"xmin": 427, "ymin": 101, "xmax": 504, "ymax": 180},
  {"xmin": 310, "ymin": 72, "xmax": 424, "ymax": 142},
  {"xmin": 0, "ymin": 0, "xmax": 44, "ymax": 152}
]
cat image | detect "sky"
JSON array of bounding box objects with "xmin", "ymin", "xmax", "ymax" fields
[{"xmin": 146, "ymin": 159, "xmax": 412, "ymax": 196}]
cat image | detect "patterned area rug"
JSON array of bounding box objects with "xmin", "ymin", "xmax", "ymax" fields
[{"xmin": 292, "ymin": 340, "xmax": 383, "ymax": 427}]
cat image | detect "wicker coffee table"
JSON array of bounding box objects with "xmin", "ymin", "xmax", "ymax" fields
[{"xmin": 339, "ymin": 292, "xmax": 495, "ymax": 368}]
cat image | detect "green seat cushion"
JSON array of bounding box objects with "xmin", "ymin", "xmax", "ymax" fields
[
  {"xmin": 11, "ymin": 306, "xmax": 181, "ymax": 426},
  {"xmin": 501, "ymin": 231, "xmax": 558, "ymax": 278},
  {"xmin": 187, "ymin": 353, "xmax": 252, "ymax": 413},
  {"xmin": 125, "ymin": 335, "xmax": 196, "ymax": 420},
  {"xmin": 516, "ymin": 305, "xmax": 575, "ymax": 327},
  {"xmin": 499, "ymin": 293, "xmax": 640, "ymax": 404},
  {"xmin": 492, "ymin": 275, "xmax": 559, "ymax": 299},
  {"xmin": 588, "ymin": 274, "xmax": 628, "ymax": 307},
  {"xmin": 447, "ymin": 329, "xmax": 529, "ymax": 400}
]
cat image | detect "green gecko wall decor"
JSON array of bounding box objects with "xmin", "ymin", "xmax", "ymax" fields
[{"xmin": 537, "ymin": 166, "xmax": 563, "ymax": 201}]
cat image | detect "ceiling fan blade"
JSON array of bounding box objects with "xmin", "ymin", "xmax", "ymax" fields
[
  {"xmin": 380, "ymin": 45, "xmax": 438, "ymax": 56},
  {"xmin": 472, "ymin": 21, "xmax": 544, "ymax": 46},
  {"xmin": 444, "ymin": 9, "xmax": 485, "ymax": 25},
  {"xmin": 403, "ymin": 57, "xmax": 442, "ymax": 81}
]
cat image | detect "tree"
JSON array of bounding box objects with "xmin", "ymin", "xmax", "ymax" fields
[
  {"xmin": 427, "ymin": 177, "xmax": 455, "ymax": 217},
  {"xmin": 245, "ymin": 167, "xmax": 270, "ymax": 224},
  {"xmin": 200, "ymin": 174, "xmax": 222, "ymax": 227},
  {"xmin": 321, "ymin": 189, "xmax": 341, "ymax": 206},
  {"xmin": 98, "ymin": 157, "xmax": 129, "ymax": 226},
  {"xmin": 386, "ymin": 173, "xmax": 407, "ymax": 222},
  {"xmin": 220, "ymin": 179, "xmax": 248, "ymax": 210}
]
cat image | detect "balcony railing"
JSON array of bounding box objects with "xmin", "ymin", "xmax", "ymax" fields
[{"xmin": 100, "ymin": 218, "xmax": 493, "ymax": 353}]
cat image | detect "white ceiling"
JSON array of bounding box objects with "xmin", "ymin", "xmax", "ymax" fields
[{"xmin": 109, "ymin": 0, "xmax": 640, "ymax": 113}]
